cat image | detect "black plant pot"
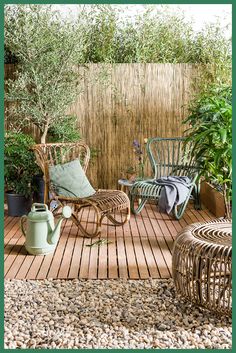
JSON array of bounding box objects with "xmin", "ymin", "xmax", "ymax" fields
[
  {"xmin": 32, "ymin": 174, "xmax": 45, "ymax": 203},
  {"xmin": 6, "ymin": 191, "xmax": 32, "ymax": 217}
]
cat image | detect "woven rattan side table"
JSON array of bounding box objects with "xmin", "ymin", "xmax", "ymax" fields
[{"xmin": 172, "ymin": 219, "xmax": 232, "ymax": 316}]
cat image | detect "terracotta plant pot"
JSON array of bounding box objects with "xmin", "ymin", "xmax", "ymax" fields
[{"xmin": 127, "ymin": 174, "xmax": 137, "ymax": 182}]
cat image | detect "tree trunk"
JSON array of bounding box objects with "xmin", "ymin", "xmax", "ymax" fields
[
  {"xmin": 223, "ymin": 184, "xmax": 232, "ymax": 219},
  {"xmin": 40, "ymin": 125, "xmax": 48, "ymax": 144}
]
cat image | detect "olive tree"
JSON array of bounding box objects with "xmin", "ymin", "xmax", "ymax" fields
[{"xmin": 5, "ymin": 4, "xmax": 87, "ymax": 143}]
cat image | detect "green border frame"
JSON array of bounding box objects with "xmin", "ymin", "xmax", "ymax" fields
[
  {"xmin": 0, "ymin": 1, "xmax": 4, "ymax": 350},
  {"xmin": 1, "ymin": 0, "xmax": 234, "ymax": 3},
  {"xmin": 0, "ymin": 1, "xmax": 234, "ymax": 352}
]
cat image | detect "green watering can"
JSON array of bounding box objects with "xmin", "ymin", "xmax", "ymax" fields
[{"xmin": 21, "ymin": 203, "xmax": 72, "ymax": 255}]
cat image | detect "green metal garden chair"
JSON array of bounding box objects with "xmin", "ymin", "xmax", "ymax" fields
[{"xmin": 130, "ymin": 137, "xmax": 201, "ymax": 220}]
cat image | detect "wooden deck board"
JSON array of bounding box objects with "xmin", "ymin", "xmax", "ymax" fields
[
  {"xmin": 47, "ymin": 220, "xmax": 71, "ymax": 279},
  {"xmin": 123, "ymin": 216, "xmax": 139, "ymax": 279},
  {"xmin": 79, "ymin": 208, "xmax": 93, "ymax": 279},
  {"xmin": 134, "ymin": 213, "xmax": 160, "ymax": 278},
  {"xmin": 116, "ymin": 219, "xmax": 129, "ymax": 279},
  {"xmin": 26, "ymin": 256, "xmax": 45, "ymax": 279},
  {"xmin": 57, "ymin": 221, "xmax": 75, "ymax": 279},
  {"xmin": 107, "ymin": 222, "xmax": 118, "ymax": 279},
  {"xmin": 128, "ymin": 216, "xmax": 149, "ymax": 279},
  {"xmin": 67, "ymin": 209, "xmax": 85, "ymax": 279},
  {"xmin": 143, "ymin": 205, "xmax": 171, "ymax": 278},
  {"xmin": 4, "ymin": 204, "xmax": 215, "ymax": 280}
]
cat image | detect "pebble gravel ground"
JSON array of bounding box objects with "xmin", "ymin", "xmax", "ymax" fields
[{"xmin": 5, "ymin": 278, "xmax": 232, "ymax": 349}]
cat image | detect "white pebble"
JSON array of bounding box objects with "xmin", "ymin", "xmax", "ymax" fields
[{"xmin": 4, "ymin": 279, "xmax": 232, "ymax": 349}]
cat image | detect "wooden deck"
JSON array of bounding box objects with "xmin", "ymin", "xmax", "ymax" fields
[{"xmin": 4, "ymin": 203, "xmax": 215, "ymax": 280}]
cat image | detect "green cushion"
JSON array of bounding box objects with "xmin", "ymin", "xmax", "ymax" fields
[{"xmin": 49, "ymin": 159, "xmax": 96, "ymax": 198}]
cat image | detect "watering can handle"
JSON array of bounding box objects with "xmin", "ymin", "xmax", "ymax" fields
[
  {"xmin": 31, "ymin": 203, "xmax": 48, "ymax": 212},
  {"xmin": 20, "ymin": 215, "xmax": 27, "ymax": 237}
]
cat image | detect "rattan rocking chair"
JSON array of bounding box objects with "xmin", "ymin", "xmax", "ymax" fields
[
  {"xmin": 32, "ymin": 142, "xmax": 130, "ymax": 238},
  {"xmin": 130, "ymin": 137, "xmax": 201, "ymax": 220}
]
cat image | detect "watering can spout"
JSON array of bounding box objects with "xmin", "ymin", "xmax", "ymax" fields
[{"xmin": 47, "ymin": 206, "xmax": 72, "ymax": 245}]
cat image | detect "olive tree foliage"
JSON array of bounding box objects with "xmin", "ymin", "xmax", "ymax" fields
[{"xmin": 5, "ymin": 5, "xmax": 88, "ymax": 143}]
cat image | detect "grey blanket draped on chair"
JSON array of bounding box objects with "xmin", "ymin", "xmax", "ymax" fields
[
  {"xmin": 130, "ymin": 137, "xmax": 200, "ymax": 219},
  {"xmin": 154, "ymin": 176, "xmax": 192, "ymax": 214}
]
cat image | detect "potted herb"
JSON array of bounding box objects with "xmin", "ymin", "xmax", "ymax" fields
[
  {"xmin": 184, "ymin": 84, "xmax": 232, "ymax": 219},
  {"xmin": 4, "ymin": 131, "xmax": 39, "ymax": 216}
]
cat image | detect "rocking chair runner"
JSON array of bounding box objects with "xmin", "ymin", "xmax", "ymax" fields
[
  {"xmin": 32, "ymin": 142, "xmax": 130, "ymax": 238},
  {"xmin": 130, "ymin": 137, "xmax": 201, "ymax": 220}
]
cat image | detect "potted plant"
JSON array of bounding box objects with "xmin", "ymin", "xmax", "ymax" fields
[
  {"xmin": 184, "ymin": 84, "xmax": 232, "ymax": 219},
  {"xmin": 121, "ymin": 166, "xmax": 137, "ymax": 182},
  {"xmin": 5, "ymin": 5, "xmax": 84, "ymax": 203},
  {"xmin": 4, "ymin": 131, "xmax": 39, "ymax": 216}
]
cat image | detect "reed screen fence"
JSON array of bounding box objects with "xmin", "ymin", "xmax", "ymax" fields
[{"xmin": 5, "ymin": 63, "xmax": 200, "ymax": 189}]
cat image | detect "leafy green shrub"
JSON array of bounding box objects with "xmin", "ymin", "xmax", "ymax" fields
[
  {"xmin": 48, "ymin": 115, "xmax": 81, "ymax": 142},
  {"xmin": 81, "ymin": 5, "xmax": 118, "ymax": 63},
  {"xmin": 5, "ymin": 5, "xmax": 231, "ymax": 68},
  {"xmin": 78, "ymin": 6, "xmax": 231, "ymax": 89},
  {"xmin": 80, "ymin": 6, "xmax": 231, "ymax": 73},
  {"xmin": 184, "ymin": 84, "xmax": 232, "ymax": 218},
  {"xmin": 4, "ymin": 131, "xmax": 39, "ymax": 197}
]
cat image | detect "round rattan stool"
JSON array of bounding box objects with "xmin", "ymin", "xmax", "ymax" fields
[{"xmin": 172, "ymin": 219, "xmax": 232, "ymax": 316}]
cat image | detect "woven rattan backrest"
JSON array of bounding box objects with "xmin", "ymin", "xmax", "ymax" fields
[
  {"xmin": 147, "ymin": 137, "xmax": 198, "ymax": 180},
  {"xmin": 32, "ymin": 142, "xmax": 90, "ymax": 202}
]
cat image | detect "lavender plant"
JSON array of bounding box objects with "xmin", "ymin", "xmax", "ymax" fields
[{"xmin": 133, "ymin": 139, "xmax": 147, "ymax": 179}]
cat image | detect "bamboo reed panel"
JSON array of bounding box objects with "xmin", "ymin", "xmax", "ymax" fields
[{"xmin": 5, "ymin": 63, "xmax": 199, "ymax": 188}]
